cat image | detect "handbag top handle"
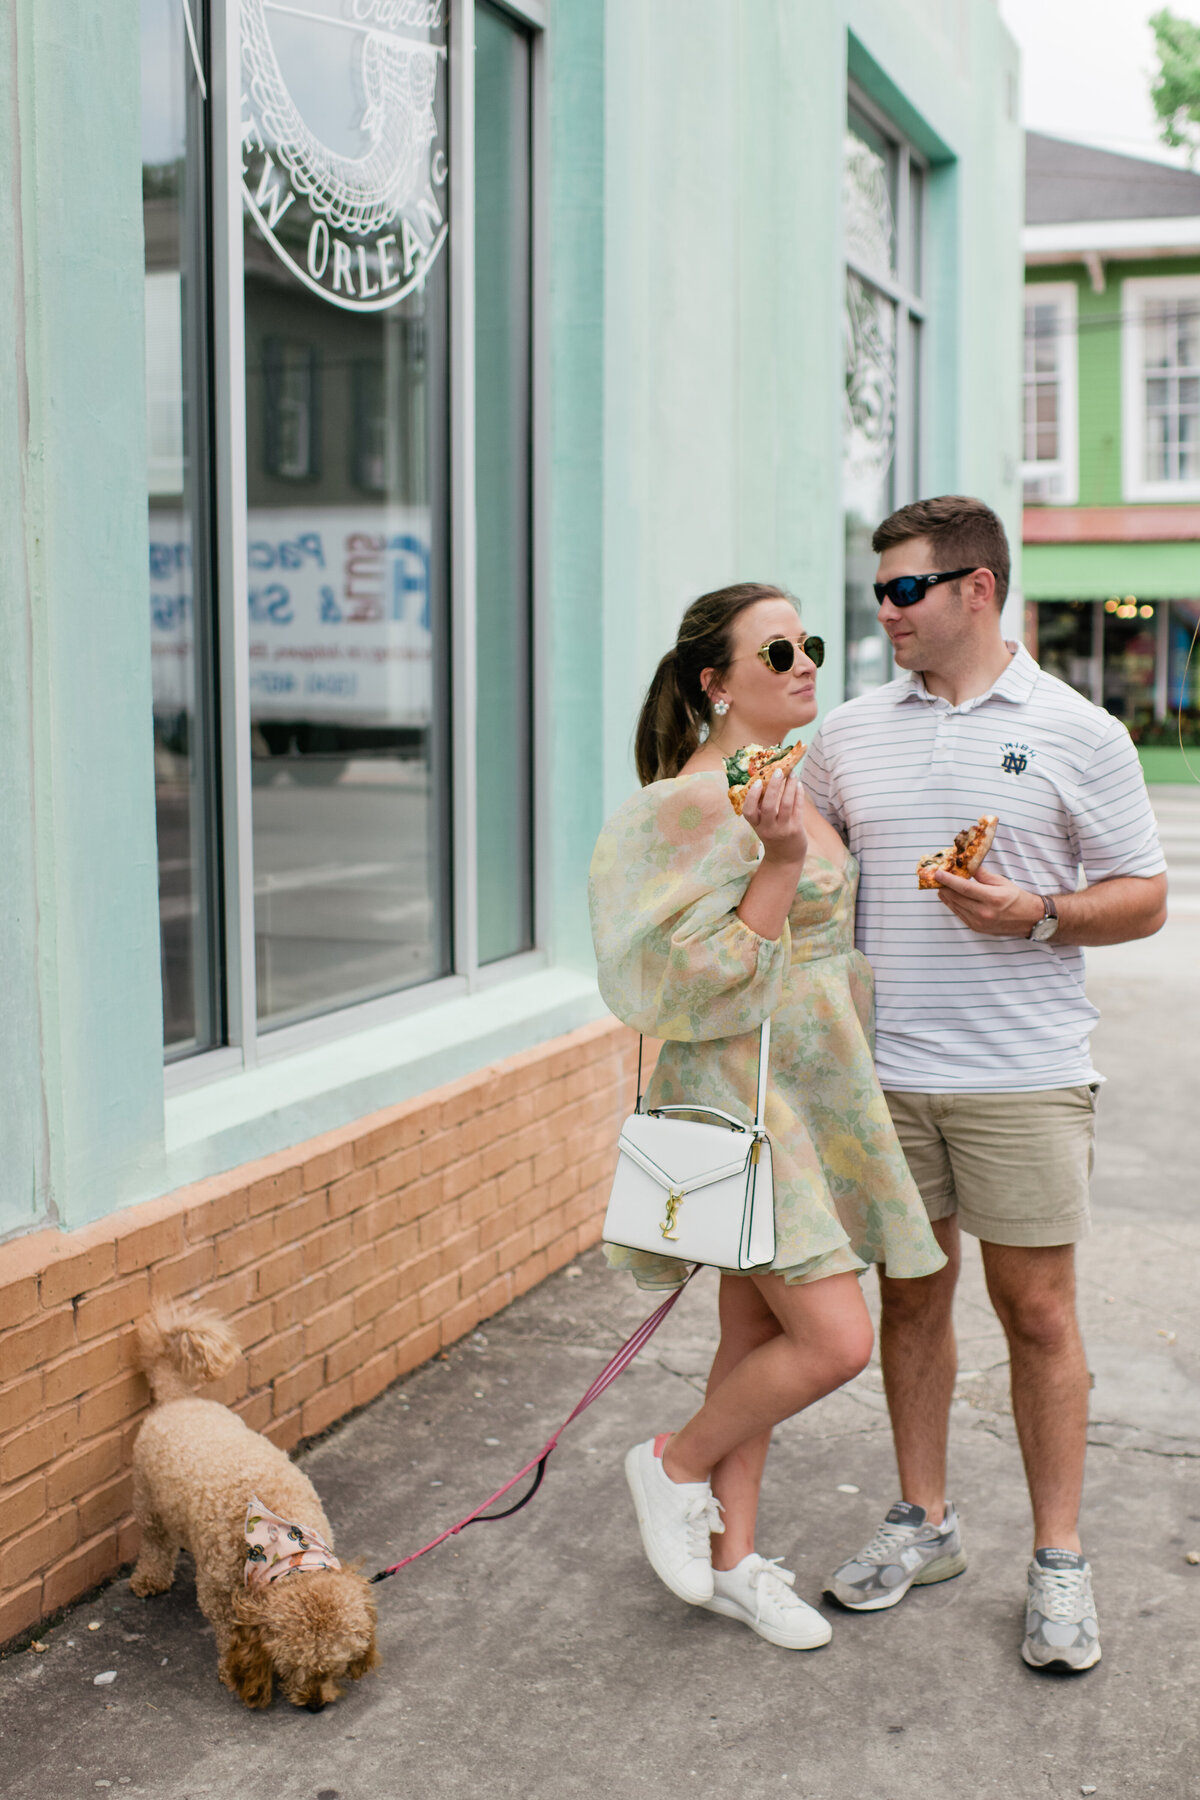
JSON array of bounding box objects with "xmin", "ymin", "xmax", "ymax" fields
[{"xmin": 635, "ymin": 1018, "xmax": 771, "ymax": 1132}]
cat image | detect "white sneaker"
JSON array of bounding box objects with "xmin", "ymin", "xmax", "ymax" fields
[
  {"xmin": 624, "ymin": 1436, "xmax": 723, "ymax": 1604},
  {"xmin": 703, "ymin": 1554, "xmax": 833, "ymax": 1650}
]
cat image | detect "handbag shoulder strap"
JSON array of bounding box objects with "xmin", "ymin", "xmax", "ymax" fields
[{"xmin": 635, "ymin": 1019, "xmax": 771, "ymax": 1125}]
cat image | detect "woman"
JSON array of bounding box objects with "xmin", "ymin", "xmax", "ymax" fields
[{"xmin": 589, "ymin": 582, "xmax": 945, "ymax": 1651}]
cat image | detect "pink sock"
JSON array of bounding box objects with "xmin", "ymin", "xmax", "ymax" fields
[{"xmin": 653, "ymin": 1432, "xmax": 671, "ymax": 1459}]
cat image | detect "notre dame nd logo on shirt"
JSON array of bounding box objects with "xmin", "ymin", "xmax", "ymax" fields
[{"xmin": 1000, "ymin": 741, "xmax": 1034, "ymax": 776}]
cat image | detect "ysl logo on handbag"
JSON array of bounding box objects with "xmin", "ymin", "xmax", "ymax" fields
[{"xmin": 660, "ymin": 1188, "xmax": 684, "ymax": 1240}]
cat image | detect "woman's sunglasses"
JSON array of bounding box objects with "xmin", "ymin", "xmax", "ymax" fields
[
  {"xmin": 755, "ymin": 635, "xmax": 825, "ymax": 672},
  {"xmin": 872, "ymin": 567, "xmax": 978, "ymax": 608}
]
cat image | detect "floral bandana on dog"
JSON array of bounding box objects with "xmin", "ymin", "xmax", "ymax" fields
[{"xmin": 243, "ymin": 1496, "xmax": 342, "ymax": 1589}]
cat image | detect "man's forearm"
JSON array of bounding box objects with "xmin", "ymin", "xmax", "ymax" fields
[{"xmin": 1048, "ymin": 874, "xmax": 1168, "ymax": 947}]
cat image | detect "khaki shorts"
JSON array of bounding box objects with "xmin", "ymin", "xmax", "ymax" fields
[{"xmin": 883, "ymin": 1087, "xmax": 1098, "ymax": 1248}]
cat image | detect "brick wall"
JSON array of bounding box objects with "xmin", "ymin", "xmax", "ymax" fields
[{"xmin": 0, "ymin": 1018, "xmax": 639, "ymax": 1647}]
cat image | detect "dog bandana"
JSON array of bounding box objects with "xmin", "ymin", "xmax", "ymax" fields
[{"xmin": 243, "ymin": 1496, "xmax": 342, "ymax": 1589}]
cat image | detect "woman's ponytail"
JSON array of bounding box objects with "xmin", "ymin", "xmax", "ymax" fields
[{"xmin": 631, "ymin": 582, "xmax": 792, "ymax": 786}]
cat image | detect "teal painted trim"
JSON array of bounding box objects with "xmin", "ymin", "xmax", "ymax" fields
[
  {"xmin": 15, "ymin": 0, "xmax": 166, "ymax": 1227},
  {"xmin": 847, "ymin": 31, "xmax": 953, "ymax": 162},
  {"xmin": 548, "ymin": 0, "xmax": 605, "ymax": 973},
  {"xmin": 1023, "ymin": 540, "xmax": 1200, "ymax": 599}
]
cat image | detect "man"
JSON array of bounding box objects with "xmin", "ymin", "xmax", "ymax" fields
[{"xmin": 803, "ymin": 495, "xmax": 1167, "ymax": 1671}]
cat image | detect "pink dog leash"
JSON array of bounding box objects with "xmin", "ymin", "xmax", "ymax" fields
[{"xmin": 370, "ymin": 1268, "xmax": 698, "ymax": 1584}]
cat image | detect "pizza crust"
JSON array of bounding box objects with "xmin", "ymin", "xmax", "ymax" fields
[
  {"xmin": 726, "ymin": 740, "xmax": 806, "ymax": 815},
  {"xmin": 916, "ymin": 814, "xmax": 999, "ymax": 888}
]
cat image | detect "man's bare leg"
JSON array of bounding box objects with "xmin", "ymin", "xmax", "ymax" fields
[
  {"xmin": 877, "ymin": 1215, "xmax": 961, "ymax": 1524},
  {"xmin": 980, "ymin": 1241, "xmax": 1088, "ymax": 1553}
]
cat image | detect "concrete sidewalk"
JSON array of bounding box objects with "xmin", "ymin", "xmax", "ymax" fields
[{"xmin": 2, "ymin": 791, "xmax": 1197, "ymax": 1800}]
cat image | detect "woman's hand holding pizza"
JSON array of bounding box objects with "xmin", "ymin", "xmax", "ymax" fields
[
  {"xmin": 934, "ymin": 865, "xmax": 1045, "ymax": 936},
  {"xmin": 741, "ymin": 768, "xmax": 809, "ymax": 867}
]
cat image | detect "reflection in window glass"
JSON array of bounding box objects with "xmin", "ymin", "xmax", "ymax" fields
[
  {"xmin": 142, "ymin": 0, "xmax": 222, "ymax": 1057},
  {"xmin": 1142, "ymin": 299, "xmax": 1200, "ymax": 484},
  {"xmin": 475, "ymin": 2, "xmax": 534, "ymax": 964},
  {"xmin": 242, "ymin": 4, "xmax": 451, "ymax": 1030},
  {"xmin": 1036, "ymin": 600, "xmax": 1096, "ymax": 700}
]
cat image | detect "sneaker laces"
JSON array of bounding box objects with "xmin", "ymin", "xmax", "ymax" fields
[
  {"xmin": 683, "ymin": 1491, "xmax": 724, "ymax": 1558},
  {"xmin": 1032, "ymin": 1566, "xmax": 1088, "ymax": 1621},
  {"xmin": 744, "ymin": 1556, "xmax": 799, "ymax": 1622},
  {"xmin": 857, "ymin": 1518, "xmax": 921, "ymax": 1565}
]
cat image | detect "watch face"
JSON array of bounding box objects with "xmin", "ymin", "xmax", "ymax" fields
[{"xmin": 1032, "ymin": 916, "xmax": 1059, "ymax": 941}]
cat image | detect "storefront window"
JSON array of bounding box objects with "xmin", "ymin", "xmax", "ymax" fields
[
  {"xmin": 240, "ymin": 1, "xmax": 452, "ymax": 1030},
  {"xmin": 142, "ymin": 0, "xmax": 222, "ymax": 1058},
  {"xmin": 475, "ymin": 1, "xmax": 534, "ymax": 965},
  {"xmin": 842, "ymin": 99, "xmax": 924, "ymax": 699},
  {"xmin": 1124, "ymin": 278, "xmax": 1200, "ymax": 502}
]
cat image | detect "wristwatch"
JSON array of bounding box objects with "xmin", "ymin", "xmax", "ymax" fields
[{"xmin": 1028, "ymin": 894, "xmax": 1059, "ymax": 942}]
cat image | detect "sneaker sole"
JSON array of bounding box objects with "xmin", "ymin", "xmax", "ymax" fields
[
  {"xmin": 703, "ymin": 1594, "xmax": 832, "ymax": 1650},
  {"xmin": 825, "ymin": 1548, "xmax": 968, "ymax": 1612},
  {"xmin": 1021, "ymin": 1639, "xmax": 1101, "ymax": 1673},
  {"xmin": 623, "ymin": 1445, "xmax": 713, "ymax": 1605}
]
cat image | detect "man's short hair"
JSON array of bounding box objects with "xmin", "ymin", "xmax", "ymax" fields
[{"xmin": 872, "ymin": 496, "xmax": 1010, "ymax": 607}]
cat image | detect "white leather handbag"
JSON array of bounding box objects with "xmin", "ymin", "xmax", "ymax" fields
[{"xmin": 602, "ymin": 1021, "xmax": 775, "ymax": 1272}]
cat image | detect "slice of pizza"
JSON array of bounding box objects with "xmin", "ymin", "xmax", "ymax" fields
[
  {"xmin": 916, "ymin": 815, "xmax": 999, "ymax": 888},
  {"xmin": 723, "ymin": 740, "xmax": 806, "ymax": 815}
]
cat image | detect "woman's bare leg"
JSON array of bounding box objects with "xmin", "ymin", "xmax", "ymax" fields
[
  {"xmin": 704, "ymin": 1275, "xmax": 781, "ymax": 1569},
  {"xmin": 662, "ymin": 1270, "xmax": 874, "ymax": 1500}
]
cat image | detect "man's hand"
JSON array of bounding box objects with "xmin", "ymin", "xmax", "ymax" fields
[{"xmin": 933, "ymin": 866, "xmax": 1043, "ymax": 937}]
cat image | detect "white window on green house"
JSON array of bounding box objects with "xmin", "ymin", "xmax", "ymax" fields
[
  {"xmin": 141, "ymin": 0, "xmax": 542, "ymax": 1078},
  {"xmin": 1022, "ymin": 283, "xmax": 1077, "ymax": 504},
  {"xmin": 1123, "ymin": 274, "xmax": 1200, "ymax": 502},
  {"xmin": 843, "ymin": 91, "xmax": 925, "ymax": 700}
]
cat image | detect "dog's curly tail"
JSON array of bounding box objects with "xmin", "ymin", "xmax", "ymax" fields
[{"xmin": 137, "ymin": 1303, "xmax": 242, "ymax": 1403}]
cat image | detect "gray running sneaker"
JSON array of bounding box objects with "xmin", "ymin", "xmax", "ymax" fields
[
  {"xmin": 1021, "ymin": 1549, "xmax": 1101, "ymax": 1671},
  {"xmin": 826, "ymin": 1500, "xmax": 967, "ymax": 1611}
]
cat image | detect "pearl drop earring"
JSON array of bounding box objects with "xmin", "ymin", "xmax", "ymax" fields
[{"xmin": 713, "ymin": 699, "xmax": 730, "ymax": 716}]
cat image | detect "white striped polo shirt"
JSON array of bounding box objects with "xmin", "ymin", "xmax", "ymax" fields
[{"xmin": 803, "ymin": 643, "xmax": 1166, "ymax": 1092}]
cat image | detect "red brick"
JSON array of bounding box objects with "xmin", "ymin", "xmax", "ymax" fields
[
  {"xmin": 478, "ymin": 1205, "xmax": 519, "ymax": 1253},
  {"xmin": 417, "ymin": 1207, "xmax": 459, "ymax": 1254},
  {"xmin": 512, "ymin": 1249, "xmax": 549, "ymax": 1297},
  {"xmin": 272, "ymin": 1354, "xmax": 325, "ymax": 1416},
  {"xmin": 264, "ymin": 1409, "xmax": 303, "ymax": 1451},
  {"xmin": 45, "ymin": 1434, "xmax": 122, "ymax": 1510},
  {"xmin": 372, "ymin": 1295, "xmax": 419, "ymax": 1353},
  {"xmin": 215, "ymin": 1216, "xmax": 275, "ymax": 1277},
  {"xmin": 460, "ymin": 1178, "xmax": 501, "ymax": 1228},
  {"xmin": 272, "ymin": 1190, "xmax": 328, "ymax": 1246},
  {"xmin": 301, "ymin": 1144, "xmax": 354, "ymax": 1191},
  {"xmin": 75, "ymin": 1275, "xmax": 150, "ymax": 1344},
  {"xmin": 247, "ymin": 1166, "xmax": 303, "ymax": 1217},
  {"xmin": 256, "ymin": 1245, "xmax": 304, "ymax": 1300},
  {"xmin": 351, "ymin": 1194, "xmax": 403, "ymax": 1248},
  {"xmin": 304, "ymin": 1296, "xmax": 356, "ymax": 1359},
  {"xmin": 0, "ymin": 1474, "xmax": 45, "ymax": 1544},
  {"xmin": 441, "ymin": 1153, "xmax": 483, "ymax": 1204},
  {"xmin": 373, "ymin": 1146, "xmax": 421, "ymax": 1196},
  {"xmin": 324, "ymin": 1324, "xmax": 374, "ymax": 1385},
  {"xmin": 39, "ymin": 1245, "xmax": 116, "ymax": 1310},
  {"xmin": 418, "ymin": 1272, "xmax": 459, "ymax": 1327},
  {"xmin": 79, "ymin": 1471, "xmax": 133, "ymax": 1539},
  {"xmin": 116, "ymin": 1217, "xmax": 184, "ymax": 1277},
  {"xmin": 303, "ymin": 1218, "xmax": 355, "ymax": 1275},
  {"xmin": 457, "ymin": 1248, "xmax": 500, "ymax": 1296},
  {"xmin": 118, "ymin": 1516, "xmax": 140, "ymax": 1564},
  {"xmin": 328, "ymin": 1168, "xmax": 376, "ymax": 1219},
  {"xmin": 248, "ymin": 1326, "xmax": 304, "ymax": 1388},
  {"xmin": 394, "ymin": 1175, "xmax": 443, "ymax": 1226},
  {"xmin": 394, "ymin": 1321, "xmax": 441, "ymax": 1375},
  {"xmin": 0, "ymin": 1308, "xmax": 76, "ymax": 1385},
  {"xmin": 439, "ymin": 1292, "xmax": 488, "ymax": 1346},
  {"xmin": 44, "ymin": 1334, "xmax": 127, "ymax": 1409},
  {"xmin": 1, "ymin": 1406, "xmax": 78, "ymax": 1483},
  {"xmin": 184, "ymin": 1187, "xmax": 247, "ymax": 1242},
  {"xmin": 324, "ymin": 1245, "xmax": 380, "ymax": 1303},
  {"xmin": 148, "ymin": 1243, "xmax": 216, "ymax": 1302},
  {"xmin": 301, "ymin": 1374, "xmax": 356, "ymax": 1440},
  {"xmin": 419, "ymin": 1132, "xmax": 461, "ymax": 1178},
  {"xmin": 77, "ymin": 1370, "xmax": 145, "ymax": 1439},
  {"xmin": 5, "ymin": 1509, "xmax": 79, "ymax": 1588},
  {"xmin": 201, "ymin": 1362, "xmax": 248, "ymax": 1408},
  {"xmin": 273, "ymin": 1275, "xmax": 328, "ymax": 1332},
  {"xmin": 0, "ymin": 1371, "xmax": 44, "ymax": 1437},
  {"xmin": 230, "ymin": 1297, "xmax": 275, "ymax": 1348},
  {"xmin": 496, "ymin": 1160, "xmax": 534, "ymax": 1207},
  {"xmin": 0, "ymin": 1578, "xmax": 44, "ymax": 1649},
  {"xmin": 0, "ymin": 1274, "xmax": 39, "ymax": 1332},
  {"xmin": 351, "ymin": 1348, "xmax": 398, "ymax": 1409},
  {"xmin": 198, "ymin": 1267, "xmax": 257, "ymax": 1315},
  {"xmin": 42, "ymin": 1529, "xmax": 122, "ymax": 1616},
  {"xmin": 352, "ymin": 1271, "xmax": 401, "ymax": 1329},
  {"xmin": 233, "ymin": 1391, "xmax": 273, "ymax": 1434},
  {"xmin": 496, "ymin": 1227, "xmax": 535, "ymax": 1274}
]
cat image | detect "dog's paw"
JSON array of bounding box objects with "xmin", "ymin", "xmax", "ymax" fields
[{"xmin": 129, "ymin": 1566, "xmax": 174, "ymax": 1597}]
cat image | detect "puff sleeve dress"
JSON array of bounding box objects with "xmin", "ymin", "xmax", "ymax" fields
[{"xmin": 589, "ymin": 773, "xmax": 946, "ymax": 1291}]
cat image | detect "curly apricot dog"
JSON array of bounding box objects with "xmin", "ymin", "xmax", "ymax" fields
[{"xmin": 130, "ymin": 1303, "xmax": 379, "ymax": 1710}]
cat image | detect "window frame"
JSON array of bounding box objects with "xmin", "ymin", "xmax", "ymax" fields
[
  {"xmin": 1122, "ymin": 272, "xmax": 1200, "ymax": 504},
  {"xmin": 1021, "ymin": 280, "xmax": 1078, "ymax": 507},
  {"xmin": 165, "ymin": 0, "xmax": 549, "ymax": 1097}
]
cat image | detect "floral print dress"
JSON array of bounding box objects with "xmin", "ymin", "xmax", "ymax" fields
[{"xmin": 589, "ymin": 773, "xmax": 946, "ymax": 1291}]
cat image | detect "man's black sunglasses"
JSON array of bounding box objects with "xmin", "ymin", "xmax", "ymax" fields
[{"xmin": 873, "ymin": 567, "xmax": 979, "ymax": 608}]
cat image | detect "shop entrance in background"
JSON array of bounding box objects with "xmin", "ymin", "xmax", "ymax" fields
[{"xmin": 1033, "ymin": 598, "xmax": 1200, "ymax": 739}]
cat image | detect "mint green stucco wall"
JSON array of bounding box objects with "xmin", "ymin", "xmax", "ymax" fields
[{"xmin": 0, "ymin": 0, "xmax": 1022, "ymax": 1235}]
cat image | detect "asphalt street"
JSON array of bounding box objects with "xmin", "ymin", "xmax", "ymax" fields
[{"xmin": 2, "ymin": 786, "xmax": 1196, "ymax": 1800}]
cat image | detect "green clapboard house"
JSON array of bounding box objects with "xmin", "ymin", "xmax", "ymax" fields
[{"xmin": 1023, "ymin": 131, "xmax": 1200, "ymax": 782}]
